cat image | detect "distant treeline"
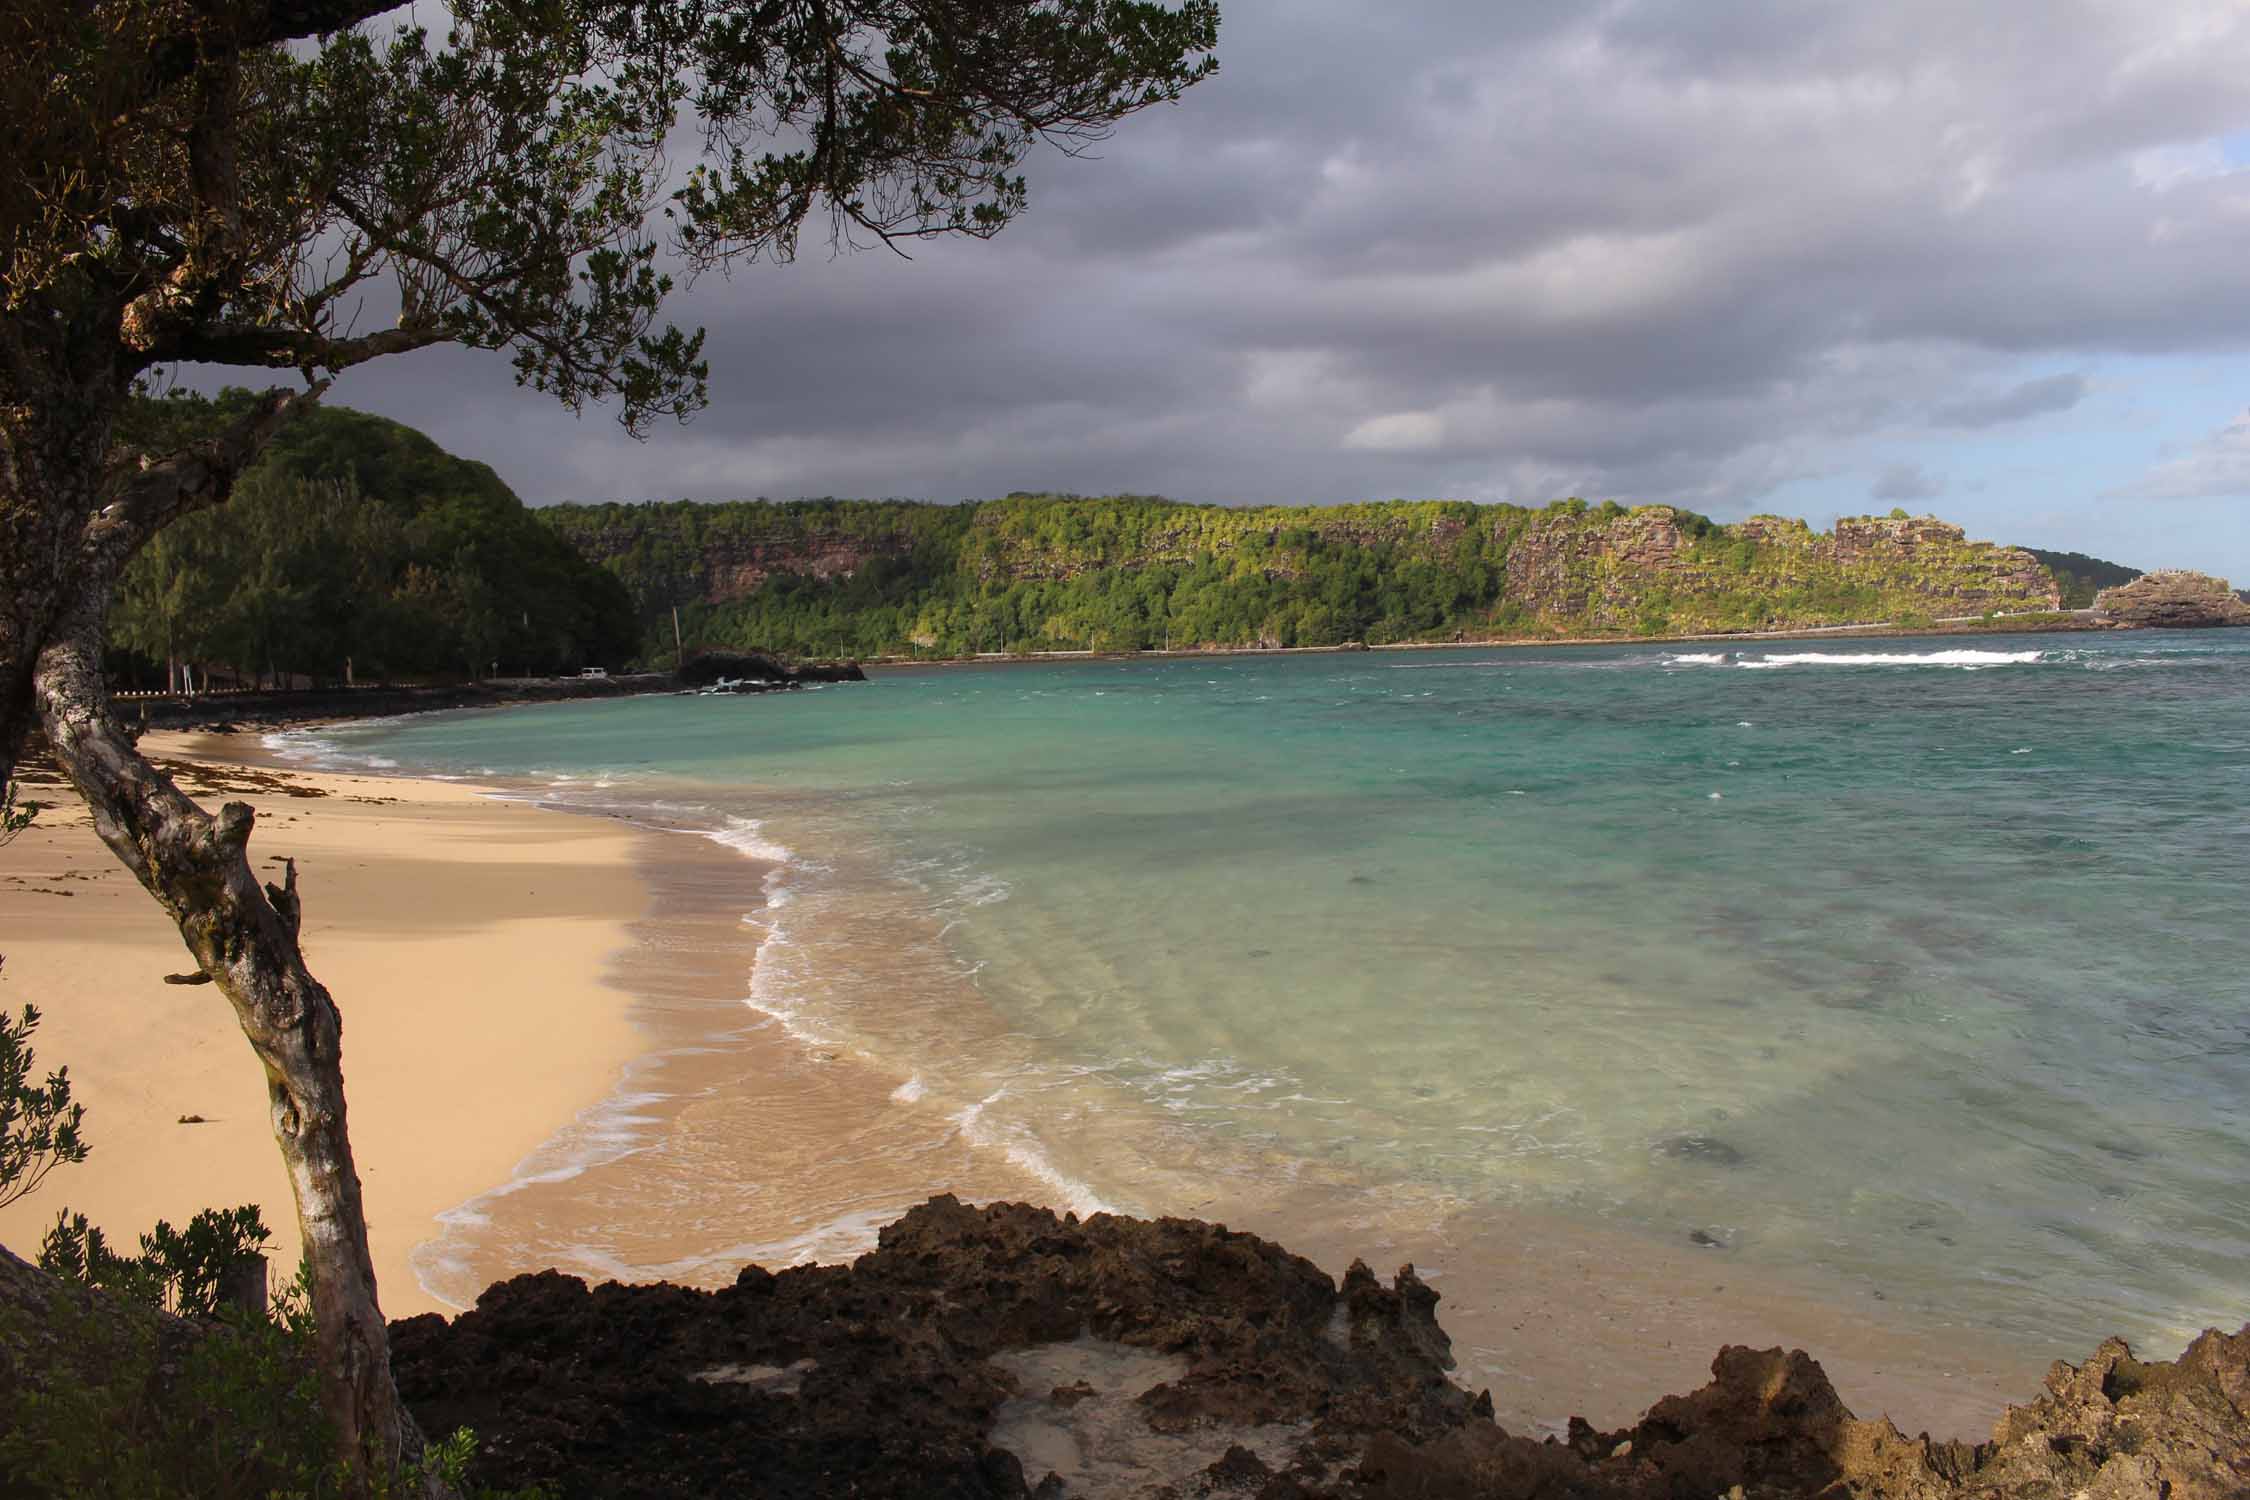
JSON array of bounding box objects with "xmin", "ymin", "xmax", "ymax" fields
[
  {"xmin": 542, "ymin": 493, "xmax": 1537, "ymax": 659},
  {"xmin": 108, "ymin": 393, "xmax": 637, "ymax": 690},
  {"xmin": 100, "ymin": 401, "xmax": 2140, "ymax": 681},
  {"xmin": 2023, "ymin": 548, "xmax": 2142, "ymax": 610},
  {"xmin": 543, "ymin": 493, "xmax": 2096, "ymax": 662}
]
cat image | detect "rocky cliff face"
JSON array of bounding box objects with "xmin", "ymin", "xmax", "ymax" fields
[
  {"xmin": 2093, "ymin": 570, "xmax": 2250, "ymax": 628},
  {"xmin": 1502, "ymin": 508, "xmax": 2063, "ymax": 635},
  {"xmin": 559, "ymin": 519, "xmax": 915, "ymax": 608},
  {"xmin": 382, "ymin": 1196, "xmax": 2250, "ymax": 1500}
]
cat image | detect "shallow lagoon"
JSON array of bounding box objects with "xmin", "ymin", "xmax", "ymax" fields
[{"xmin": 304, "ymin": 631, "xmax": 2250, "ymax": 1371}]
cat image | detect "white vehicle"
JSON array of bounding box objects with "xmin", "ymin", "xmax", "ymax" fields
[{"xmin": 579, "ymin": 667, "xmax": 608, "ymax": 679}]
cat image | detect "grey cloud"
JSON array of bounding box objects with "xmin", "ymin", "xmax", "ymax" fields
[
  {"xmin": 2109, "ymin": 411, "xmax": 2250, "ymax": 501},
  {"xmin": 240, "ymin": 0, "xmax": 2250, "ymax": 576},
  {"xmin": 1933, "ymin": 373, "xmax": 2089, "ymax": 428},
  {"xmin": 1872, "ymin": 463, "xmax": 1945, "ymax": 503}
]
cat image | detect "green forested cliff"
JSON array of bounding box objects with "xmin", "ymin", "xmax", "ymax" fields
[
  {"xmin": 107, "ymin": 394, "xmax": 638, "ymax": 688},
  {"xmin": 102, "ymin": 400, "xmax": 2093, "ymax": 680},
  {"xmin": 543, "ymin": 494, "xmax": 2066, "ymax": 661}
]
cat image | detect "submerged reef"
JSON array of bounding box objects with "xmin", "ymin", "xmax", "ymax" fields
[{"xmin": 384, "ymin": 1196, "xmax": 2250, "ymax": 1500}]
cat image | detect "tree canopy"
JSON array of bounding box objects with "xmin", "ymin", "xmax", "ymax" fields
[{"xmin": 110, "ymin": 392, "xmax": 639, "ymax": 687}]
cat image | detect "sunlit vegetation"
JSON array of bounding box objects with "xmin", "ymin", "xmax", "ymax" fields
[{"xmin": 106, "ymin": 394, "xmax": 639, "ymax": 688}]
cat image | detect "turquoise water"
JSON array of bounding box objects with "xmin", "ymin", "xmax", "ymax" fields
[{"xmin": 296, "ymin": 632, "xmax": 2250, "ymax": 1357}]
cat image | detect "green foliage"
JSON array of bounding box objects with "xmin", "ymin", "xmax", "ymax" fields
[
  {"xmin": 0, "ymin": 965, "xmax": 88, "ymax": 1212},
  {"xmin": 109, "ymin": 393, "xmax": 640, "ymax": 685},
  {"xmin": 13, "ymin": 0, "xmax": 1217, "ymax": 431},
  {"xmin": 548, "ymin": 492, "xmax": 1531, "ymax": 658},
  {"xmin": 0, "ymin": 1264, "xmax": 545, "ymax": 1499},
  {"xmin": 547, "ymin": 490, "xmax": 2060, "ymax": 656},
  {"xmin": 41, "ymin": 1203, "xmax": 273, "ymax": 1320},
  {"xmin": 2025, "ymin": 547, "xmax": 2142, "ymax": 610},
  {"xmin": 0, "ymin": 784, "xmax": 40, "ymax": 847}
]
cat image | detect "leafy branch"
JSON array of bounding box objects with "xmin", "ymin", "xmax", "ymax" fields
[{"xmin": 0, "ymin": 960, "xmax": 90, "ymax": 1211}]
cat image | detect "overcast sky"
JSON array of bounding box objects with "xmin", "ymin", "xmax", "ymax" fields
[{"xmin": 258, "ymin": 0, "xmax": 2250, "ymax": 576}]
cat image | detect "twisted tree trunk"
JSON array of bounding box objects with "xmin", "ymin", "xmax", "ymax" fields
[{"xmin": 0, "ymin": 383, "xmax": 435, "ymax": 1493}]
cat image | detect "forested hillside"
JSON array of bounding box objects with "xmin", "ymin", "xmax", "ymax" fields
[
  {"xmin": 544, "ymin": 494, "xmax": 2064, "ymax": 661},
  {"xmin": 108, "ymin": 393, "xmax": 638, "ymax": 689},
  {"xmin": 2025, "ymin": 548, "xmax": 2143, "ymax": 609},
  {"xmin": 100, "ymin": 398, "xmax": 2082, "ymax": 682}
]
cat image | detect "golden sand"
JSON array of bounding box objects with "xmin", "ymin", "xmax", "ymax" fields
[{"xmin": 0, "ymin": 731, "xmax": 646, "ymax": 1320}]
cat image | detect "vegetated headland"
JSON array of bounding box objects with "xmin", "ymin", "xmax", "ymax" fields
[
  {"xmin": 548, "ymin": 493, "xmax": 2094, "ymax": 664},
  {"xmin": 111, "ymin": 394, "xmax": 2238, "ymax": 703}
]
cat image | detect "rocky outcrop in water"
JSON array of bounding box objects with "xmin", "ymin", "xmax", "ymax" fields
[
  {"xmin": 676, "ymin": 649, "xmax": 867, "ymax": 688},
  {"xmin": 384, "ymin": 1196, "xmax": 2250, "ymax": 1500},
  {"xmin": 2093, "ymin": 570, "xmax": 2250, "ymax": 628}
]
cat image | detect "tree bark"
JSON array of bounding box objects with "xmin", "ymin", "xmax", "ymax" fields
[
  {"xmin": 1, "ymin": 383, "xmax": 437, "ymax": 1495},
  {"xmin": 33, "ymin": 603, "xmax": 427, "ymax": 1487}
]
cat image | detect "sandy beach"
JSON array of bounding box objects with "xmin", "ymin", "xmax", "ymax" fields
[{"xmin": 0, "ymin": 730, "xmax": 648, "ymax": 1320}]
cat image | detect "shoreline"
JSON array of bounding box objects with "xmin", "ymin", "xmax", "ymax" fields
[
  {"xmin": 0, "ymin": 732, "xmax": 656, "ymax": 1321},
  {"xmin": 250, "ymin": 719, "xmax": 2045, "ymax": 1437},
  {"xmin": 105, "ymin": 618, "xmax": 2155, "ymax": 735},
  {"xmin": 7, "ymin": 719, "xmax": 2052, "ymax": 1437},
  {"xmin": 858, "ymin": 610, "xmax": 2119, "ymax": 669}
]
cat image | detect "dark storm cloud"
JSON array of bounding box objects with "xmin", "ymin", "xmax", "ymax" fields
[
  {"xmin": 1933, "ymin": 374, "xmax": 2090, "ymax": 429},
  {"xmin": 298, "ymin": 0, "xmax": 2250, "ymax": 535}
]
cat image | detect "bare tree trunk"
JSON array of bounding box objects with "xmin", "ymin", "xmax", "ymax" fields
[
  {"xmin": 1, "ymin": 383, "xmax": 442, "ymax": 1496},
  {"xmin": 33, "ymin": 602, "xmax": 428, "ymax": 1487}
]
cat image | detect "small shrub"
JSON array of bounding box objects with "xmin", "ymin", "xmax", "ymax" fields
[
  {"xmin": 0, "ymin": 783, "xmax": 41, "ymax": 846},
  {"xmin": 0, "ymin": 966, "xmax": 89, "ymax": 1211},
  {"xmin": 0, "ymin": 1264, "xmax": 548, "ymax": 1498},
  {"xmin": 41, "ymin": 1202, "xmax": 270, "ymax": 1318}
]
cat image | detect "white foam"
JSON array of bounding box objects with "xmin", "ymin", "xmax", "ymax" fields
[
  {"xmin": 891, "ymin": 1074, "xmax": 926, "ymax": 1104},
  {"xmin": 1737, "ymin": 649, "xmax": 2043, "ymax": 670},
  {"xmin": 1668, "ymin": 652, "xmax": 1728, "ymax": 665},
  {"xmin": 701, "ymin": 814, "xmax": 793, "ymax": 866},
  {"xmin": 743, "ymin": 918, "xmax": 836, "ymax": 1046},
  {"xmin": 411, "ymin": 1076, "xmax": 673, "ymax": 1308},
  {"xmin": 698, "ymin": 1206, "xmax": 905, "ymax": 1272},
  {"xmin": 951, "ymin": 1089, "xmax": 1119, "ymax": 1218}
]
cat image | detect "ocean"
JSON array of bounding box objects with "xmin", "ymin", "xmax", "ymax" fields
[{"xmin": 277, "ymin": 630, "xmax": 2250, "ymax": 1409}]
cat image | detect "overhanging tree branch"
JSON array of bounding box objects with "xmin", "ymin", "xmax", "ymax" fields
[{"xmin": 83, "ymin": 383, "xmax": 330, "ymax": 585}]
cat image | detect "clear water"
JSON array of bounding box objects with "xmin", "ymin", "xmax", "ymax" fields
[{"xmin": 292, "ymin": 632, "xmax": 2250, "ymax": 1357}]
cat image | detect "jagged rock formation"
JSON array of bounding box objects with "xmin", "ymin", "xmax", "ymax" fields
[
  {"xmin": 1503, "ymin": 508, "xmax": 2061, "ymax": 635},
  {"xmin": 383, "ymin": 1197, "xmax": 2250, "ymax": 1500},
  {"xmin": 2093, "ymin": 570, "xmax": 2250, "ymax": 628}
]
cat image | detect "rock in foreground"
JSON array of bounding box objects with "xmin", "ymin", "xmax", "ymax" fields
[
  {"xmin": 387, "ymin": 1197, "xmax": 2250, "ymax": 1500},
  {"xmin": 2094, "ymin": 569, "xmax": 2250, "ymax": 628}
]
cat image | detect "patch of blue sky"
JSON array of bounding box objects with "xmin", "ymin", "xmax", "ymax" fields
[
  {"xmin": 1728, "ymin": 353, "xmax": 2250, "ymax": 579},
  {"xmin": 2221, "ymin": 131, "xmax": 2250, "ymax": 168}
]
